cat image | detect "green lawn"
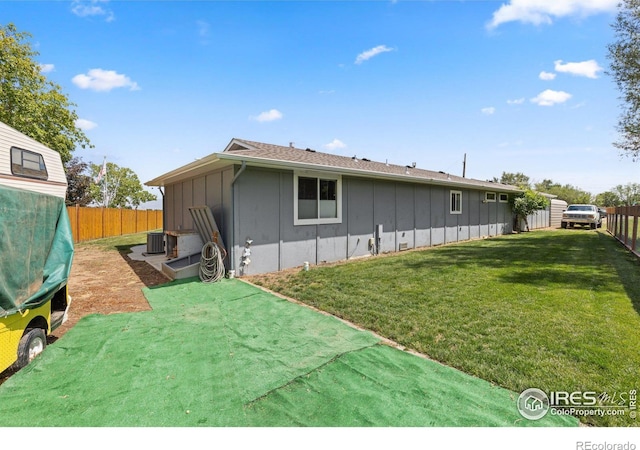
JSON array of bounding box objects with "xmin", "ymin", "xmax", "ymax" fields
[
  {"xmin": 249, "ymin": 229, "xmax": 640, "ymax": 427},
  {"xmin": 76, "ymin": 230, "xmax": 160, "ymax": 252}
]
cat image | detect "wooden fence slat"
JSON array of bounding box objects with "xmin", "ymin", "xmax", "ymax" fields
[
  {"xmin": 607, "ymin": 205, "xmax": 640, "ymax": 257},
  {"xmin": 66, "ymin": 206, "xmax": 163, "ymax": 243}
]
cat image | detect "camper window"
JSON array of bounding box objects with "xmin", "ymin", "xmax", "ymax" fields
[{"xmin": 11, "ymin": 147, "xmax": 48, "ymax": 180}]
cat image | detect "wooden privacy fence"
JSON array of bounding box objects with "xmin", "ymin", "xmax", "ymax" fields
[
  {"xmin": 66, "ymin": 205, "xmax": 163, "ymax": 243},
  {"xmin": 606, "ymin": 205, "xmax": 640, "ymax": 257}
]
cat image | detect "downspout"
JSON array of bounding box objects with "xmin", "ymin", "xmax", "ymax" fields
[
  {"xmin": 157, "ymin": 186, "xmax": 165, "ymax": 232},
  {"xmin": 232, "ymin": 161, "xmax": 247, "ymax": 185},
  {"xmin": 230, "ymin": 161, "xmax": 247, "ymax": 272}
]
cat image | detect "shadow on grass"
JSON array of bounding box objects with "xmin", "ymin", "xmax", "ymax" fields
[{"xmin": 605, "ymin": 231, "xmax": 640, "ymax": 317}]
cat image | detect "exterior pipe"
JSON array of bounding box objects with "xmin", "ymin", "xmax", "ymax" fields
[
  {"xmin": 157, "ymin": 186, "xmax": 165, "ymax": 232},
  {"xmin": 230, "ymin": 161, "xmax": 247, "ymax": 274},
  {"xmin": 231, "ymin": 161, "xmax": 247, "ymax": 185}
]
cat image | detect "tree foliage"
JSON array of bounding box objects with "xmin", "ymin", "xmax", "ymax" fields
[
  {"xmin": 607, "ymin": 0, "xmax": 640, "ymax": 161},
  {"xmin": 0, "ymin": 23, "xmax": 91, "ymax": 163},
  {"xmin": 493, "ymin": 172, "xmax": 531, "ymax": 189},
  {"xmin": 593, "ymin": 183, "xmax": 640, "ymax": 206},
  {"xmin": 64, "ymin": 157, "xmax": 93, "ymax": 206},
  {"xmin": 594, "ymin": 190, "xmax": 622, "ymax": 207},
  {"xmin": 613, "ymin": 182, "xmax": 640, "ymax": 205},
  {"xmin": 534, "ymin": 179, "xmax": 593, "ymax": 205},
  {"xmin": 510, "ymin": 189, "xmax": 550, "ymax": 232},
  {"xmin": 89, "ymin": 161, "xmax": 157, "ymax": 209}
]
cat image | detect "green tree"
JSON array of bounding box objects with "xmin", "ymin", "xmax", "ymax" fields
[
  {"xmin": 89, "ymin": 162, "xmax": 156, "ymax": 209},
  {"xmin": 594, "ymin": 190, "xmax": 622, "ymax": 207},
  {"xmin": 510, "ymin": 189, "xmax": 550, "ymax": 232},
  {"xmin": 65, "ymin": 156, "xmax": 93, "ymax": 206},
  {"xmin": 533, "ymin": 180, "xmax": 593, "ymax": 205},
  {"xmin": 607, "ymin": 0, "xmax": 640, "ymax": 160},
  {"xmin": 0, "ymin": 23, "xmax": 91, "ymax": 163},
  {"xmin": 535, "ymin": 179, "xmax": 557, "ymax": 192},
  {"xmin": 493, "ymin": 172, "xmax": 531, "ymax": 189},
  {"xmin": 613, "ymin": 182, "xmax": 640, "ymax": 205}
]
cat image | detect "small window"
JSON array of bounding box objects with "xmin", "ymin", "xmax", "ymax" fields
[
  {"xmin": 485, "ymin": 192, "xmax": 497, "ymax": 202},
  {"xmin": 11, "ymin": 147, "xmax": 48, "ymax": 180},
  {"xmin": 499, "ymin": 193, "xmax": 509, "ymax": 203},
  {"xmin": 294, "ymin": 172, "xmax": 342, "ymax": 225},
  {"xmin": 450, "ymin": 190, "xmax": 462, "ymax": 214}
]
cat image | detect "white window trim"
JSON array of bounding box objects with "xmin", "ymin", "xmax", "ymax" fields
[
  {"xmin": 485, "ymin": 192, "xmax": 497, "ymax": 202},
  {"xmin": 499, "ymin": 193, "xmax": 509, "ymax": 203},
  {"xmin": 450, "ymin": 190, "xmax": 462, "ymax": 215},
  {"xmin": 293, "ymin": 171, "xmax": 342, "ymax": 226}
]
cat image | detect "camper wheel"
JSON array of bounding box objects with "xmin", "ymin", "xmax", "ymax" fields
[{"xmin": 15, "ymin": 328, "xmax": 47, "ymax": 369}]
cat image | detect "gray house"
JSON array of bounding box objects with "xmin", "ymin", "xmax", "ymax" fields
[{"xmin": 146, "ymin": 138, "xmax": 522, "ymax": 275}]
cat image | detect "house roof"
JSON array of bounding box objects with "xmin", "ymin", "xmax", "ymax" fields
[{"xmin": 146, "ymin": 138, "xmax": 522, "ymax": 192}]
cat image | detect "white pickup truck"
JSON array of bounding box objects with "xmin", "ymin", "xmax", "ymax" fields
[{"xmin": 560, "ymin": 204, "xmax": 602, "ymax": 230}]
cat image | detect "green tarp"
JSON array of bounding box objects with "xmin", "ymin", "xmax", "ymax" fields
[
  {"xmin": 0, "ymin": 279, "xmax": 577, "ymax": 426},
  {"xmin": 0, "ymin": 184, "xmax": 74, "ymax": 316}
]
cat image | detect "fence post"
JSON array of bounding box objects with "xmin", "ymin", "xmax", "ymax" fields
[
  {"xmin": 625, "ymin": 206, "xmax": 630, "ymax": 247},
  {"xmin": 632, "ymin": 205, "xmax": 639, "ymax": 253},
  {"xmin": 75, "ymin": 204, "xmax": 80, "ymax": 243}
]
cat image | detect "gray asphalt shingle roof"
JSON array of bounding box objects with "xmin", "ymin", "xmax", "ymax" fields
[
  {"xmin": 146, "ymin": 137, "xmax": 521, "ymax": 192},
  {"xmin": 224, "ymin": 138, "xmax": 520, "ymax": 192}
]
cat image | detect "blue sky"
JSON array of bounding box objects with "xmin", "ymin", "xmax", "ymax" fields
[{"xmin": 4, "ymin": 0, "xmax": 639, "ymax": 208}]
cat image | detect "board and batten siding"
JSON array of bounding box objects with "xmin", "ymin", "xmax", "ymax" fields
[
  {"xmin": 163, "ymin": 166, "xmax": 234, "ymax": 251},
  {"xmin": 231, "ymin": 166, "xmax": 513, "ymax": 275},
  {"xmin": 162, "ymin": 165, "xmax": 514, "ymax": 275}
]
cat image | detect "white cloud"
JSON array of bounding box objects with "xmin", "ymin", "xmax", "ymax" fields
[
  {"xmin": 75, "ymin": 118, "xmax": 97, "ymax": 130},
  {"xmin": 324, "ymin": 139, "xmax": 347, "ymax": 151},
  {"xmin": 196, "ymin": 20, "xmax": 210, "ymax": 38},
  {"xmin": 251, "ymin": 109, "xmax": 283, "ymax": 123},
  {"xmin": 487, "ymin": 0, "xmax": 617, "ymax": 29},
  {"xmin": 507, "ymin": 98, "xmax": 526, "ymax": 105},
  {"xmin": 355, "ymin": 45, "xmax": 394, "ymax": 65},
  {"xmin": 481, "ymin": 107, "xmax": 496, "ymax": 115},
  {"xmin": 71, "ymin": 0, "xmax": 115, "ymax": 22},
  {"xmin": 539, "ymin": 71, "xmax": 556, "ymax": 80},
  {"xmin": 40, "ymin": 63, "xmax": 55, "ymax": 73},
  {"xmin": 72, "ymin": 69, "xmax": 140, "ymax": 92},
  {"xmin": 554, "ymin": 59, "xmax": 603, "ymax": 79},
  {"xmin": 531, "ymin": 89, "xmax": 572, "ymax": 106}
]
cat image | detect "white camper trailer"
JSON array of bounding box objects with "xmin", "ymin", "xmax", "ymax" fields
[
  {"xmin": 0, "ymin": 120, "xmax": 73, "ymax": 373},
  {"xmin": 0, "ymin": 120, "xmax": 68, "ymax": 198}
]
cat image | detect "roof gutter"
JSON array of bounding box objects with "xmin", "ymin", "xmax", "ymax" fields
[{"xmin": 218, "ymin": 153, "xmax": 522, "ymax": 193}]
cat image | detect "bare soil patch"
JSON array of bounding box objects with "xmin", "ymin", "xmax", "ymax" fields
[{"xmin": 55, "ymin": 246, "xmax": 170, "ymax": 337}]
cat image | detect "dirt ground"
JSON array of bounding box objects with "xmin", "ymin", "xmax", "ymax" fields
[
  {"xmin": 0, "ymin": 246, "xmax": 170, "ymax": 384},
  {"xmin": 56, "ymin": 246, "xmax": 170, "ymax": 336}
]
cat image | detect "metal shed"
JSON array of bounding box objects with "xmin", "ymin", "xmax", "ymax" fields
[{"xmin": 550, "ymin": 198, "xmax": 568, "ymax": 228}]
